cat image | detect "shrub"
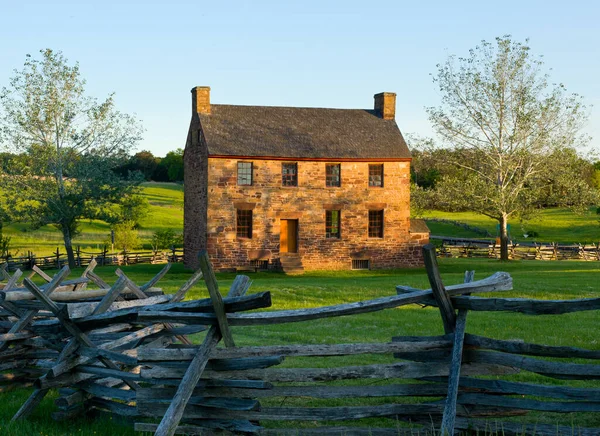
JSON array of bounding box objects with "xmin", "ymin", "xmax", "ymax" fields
[
  {"xmin": 109, "ymin": 221, "xmax": 141, "ymax": 252},
  {"xmin": 151, "ymin": 229, "xmax": 182, "ymax": 252}
]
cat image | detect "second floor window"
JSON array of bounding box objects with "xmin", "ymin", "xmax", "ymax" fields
[
  {"xmin": 369, "ymin": 164, "xmax": 384, "ymax": 187},
  {"xmin": 326, "ymin": 210, "xmax": 341, "ymax": 238},
  {"xmin": 236, "ymin": 209, "xmax": 253, "ymax": 238},
  {"xmin": 282, "ymin": 163, "xmax": 298, "ymax": 186},
  {"xmin": 237, "ymin": 162, "xmax": 253, "ymax": 185},
  {"xmin": 326, "ymin": 164, "xmax": 341, "ymax": 187}
]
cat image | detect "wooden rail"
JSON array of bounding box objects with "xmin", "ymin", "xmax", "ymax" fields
[
  {"xmin": 432, "ymin": 235, "xmax": 600, "ymax": 261},
  {"xmin": 1, "ymin": 247, "xmax": 184, "ymax": 271},
  {"xmin": 1, "ymin": 248, "xmax": 599, "ymax": 434}
]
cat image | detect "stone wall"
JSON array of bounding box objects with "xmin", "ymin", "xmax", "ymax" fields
[{"xmin": 191, "ymin": 157, "xmax": 426, "ymax": 271}]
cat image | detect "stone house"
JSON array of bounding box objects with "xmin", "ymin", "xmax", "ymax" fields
[{"xmin": 183, "ymin": 86, "xmax": 429, "ymax": 272}]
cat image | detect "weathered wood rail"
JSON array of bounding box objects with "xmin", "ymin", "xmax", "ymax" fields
[
  {"xmin": 432, "ymin": 235, "xmax": 600, "ymax": 261},
  {"xmin": 1, "ymin": 247, "xmax": 184, "ymax": 272},
  {"xmin": 1, "ymin": 247, "xmax": 600, "ymax": 434}
]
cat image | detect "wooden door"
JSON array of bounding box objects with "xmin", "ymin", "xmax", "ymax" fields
[{"xmin": 280, "ymin": 219, "xmax": 298, "ymax": 253}]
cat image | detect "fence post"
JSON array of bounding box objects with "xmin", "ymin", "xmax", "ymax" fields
[
  {"xmin": 76, "ymin": 246, "xmax": 81, "ymax": 267},
  {"xmin": 422, "ymin": 243, "xmax": 456, "ymax": 334},
  {"xmin": 440, "ymin": 270, "xmax": 474, "ymax": 436}
]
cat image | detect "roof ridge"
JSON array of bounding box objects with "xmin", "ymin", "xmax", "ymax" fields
[{"xmin": 212, "ymin": 103, "xmax": 374, "ymax": 112}]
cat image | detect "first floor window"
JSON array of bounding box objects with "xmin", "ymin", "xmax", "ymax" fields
[
  {"xmin": 282, "ymin": 163, "xmax": 298, "ymax": 186},
  {"xmin": 369, "ymin": 164, "xmax": 384, "ymax": 187},
  {"xmin": 237, "ymin": 162, "xmax": 253, "ymax": 185},
  {"xmin": 368, "ymin": 210, "xmax": 384, "ymax": 238},
  {"xmin": 326, "ymin": 164, "xmax": 341, "ymax": 187},
  {"xmin": 326, "ymin": 210, "xmax": 341, "ymax": 238},
  {"xmin": 237, "ymin": 209, "xmax": 252, "ymax": 238}
]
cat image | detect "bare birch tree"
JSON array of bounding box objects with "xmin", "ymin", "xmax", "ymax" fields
[
  {"xmin": 427, "ymin": 36, "xmax": 595, "ymax": 260},
  {"xmin": 0, "ymin": 49, "xmax": 143, "ymax": 268}
]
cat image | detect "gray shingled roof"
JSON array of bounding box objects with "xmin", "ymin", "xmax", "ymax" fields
[{"xmin": 199, "ymin": 105, "xmax": 411, "ymax": 159}]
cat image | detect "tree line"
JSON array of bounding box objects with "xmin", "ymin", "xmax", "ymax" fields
[
  {"xmin": 0, "ymin": 148, "xmax": 183, "ymax": 183},
  {"xmin": 114, "ymin": 149, "xmax": 183, "ymax": 182}
]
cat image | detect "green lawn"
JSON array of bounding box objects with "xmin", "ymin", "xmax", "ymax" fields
[
  {"xmin": 0, "ymin": 259, "xmax": 599, "ymax": 434},
  {"xmin": 422, "ymin": 207, "xmax": 600, "ymax": 244},
  {"xmin": 2, "ymin": 182, "xmax": 184, "ymax": 256}
]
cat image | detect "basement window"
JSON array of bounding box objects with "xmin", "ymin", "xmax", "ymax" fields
[{"xmin": 352, "ymin": 259, "xmax": 370, "ymax": 270}]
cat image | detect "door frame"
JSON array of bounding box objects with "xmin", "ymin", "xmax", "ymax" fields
[{"xmin": 280, "ymin": 219, "xmax": 298, "ymax": 253}]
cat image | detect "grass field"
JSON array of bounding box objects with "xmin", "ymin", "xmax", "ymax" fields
[
  {"xmin": 422, "ymin": 207, "xmax": 600, "ymax": 244},
  {"xmin": 2, "ymin": 182, "xmax": 184, "ymax": 256},
  {"xmin": 0, "ymin": 258, "xmax": 599, "ymax": 434}
]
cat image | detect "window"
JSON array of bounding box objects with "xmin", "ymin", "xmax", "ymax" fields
[
  {"xmin": 369, "ymin": 164, "xmax": 384, "ymax": 187},
  {"xmin": 236, "ymin": 209, "xmax": 252, "ymax": 238},
  {"xmin": 326, "ymin": 164, "xmax": 341, "ymax": 187},
  {"xmin": 368, "ymin": 210, "xmax": 384, "ymax": 238},
  {"xmin": 282, "ymin": 163, "xmax": 298, "ymax": 186},
  {"xmin": 352, "ymin": 259, "xmax": 370, "ymax": 270},
  {"xmin": 326, "ymin": 210, "xmax": 341, "ymax": 238},
  {"xmin": 237, "ymin": 162, "xmax": 253, "ymax": 186}
]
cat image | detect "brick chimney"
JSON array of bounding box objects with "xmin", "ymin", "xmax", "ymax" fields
[
  {"xmin": 192, "ymin": 86, "xmax": 211, "ymax": 114},
  {"xmin": 374, "ymin": 92, "xmax": 396, "ymax": 120}
]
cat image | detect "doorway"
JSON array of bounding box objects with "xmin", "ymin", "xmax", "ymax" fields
[{"xmin": 280, "ymin": 219, "xmax": 298, "ymax": 253}]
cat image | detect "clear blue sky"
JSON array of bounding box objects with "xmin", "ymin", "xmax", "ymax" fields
[{"xmin": 1, "ymin": 0, "xmax": 599, "ymax": 157}]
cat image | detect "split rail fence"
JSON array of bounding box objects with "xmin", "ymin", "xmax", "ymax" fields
[
  {"xmin": 433, "ymin": 235, "xmax": 600, "ymax": 261},
  {"xmin": 2, "ymin": 247, "xmax": 184, "ymax": 271},
  {"xmin": 0, "ymin": 246, "xmax": 599, "ymax": 435}
]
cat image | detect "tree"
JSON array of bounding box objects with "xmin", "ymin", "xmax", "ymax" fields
[
  {"xmin": 0, "ymin": 49, "xmax": 143, "ymax": 267},
  {"xmin": 114, "ymin": 150, "xmax": 157, "ymax": 181},
  {"xmin": 427, "ymin": 36, "xmax": 596, "ymax": 260},
  {"xmin": 96, "ymin": 194, "xmax": 150, "ymax": 228},
  {"xmin": 155, "ymin": 148, "xmax": 183, "ymax": 182},
  {"xmin": 150, "ymin": 228, "xmax": 182, "ymax": 252},
  {"xmin": 111, "ymin": 221, "xmax": 141, "ymax": 252}
]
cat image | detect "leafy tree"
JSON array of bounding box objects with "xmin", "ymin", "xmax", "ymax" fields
[
  {"xmin": 114, "ymin": 150, "xmax": 157, "ymax": 180},
  {"xmin": 165, "ymin": 149, "xmax": 184, "ymax": 181},
  {"xmin": 427, "ymin": 36, "xmax": 596, "ymax": 260},
  {"xmin": 111, "ymin": 221, "xmax": 141, "ymax": 252},
  {"xmin": 0, "ymin": 49, "xmax": 143, "ymax": 267},
  {"xmin": 154, "ymin": 148, "xmax": 183, "ymax": 182},
  {"xmin": 96, "ymin": 194, "xmax": 150, "ymax": 228},
  {"xmin": 150, "ymin": 228, "xmax": 182, "ymax": 252},
  {"xmin": 133, "ymin": 150, "xmax": 158, "ymax": 180},
  {"xmin": 0, "ymin": 220, "xmax": 11, "ymax": 259},
  {"xmin": 591, "ymin": 162, "xmax": 600, "ymax": 190},
  {"xmin": 151, "ymin": 158, "xmax": 170, "ymax": 182},
  {"xmin": 119, "ymin": 194, "xmax": 150, "ymax": 226}
]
